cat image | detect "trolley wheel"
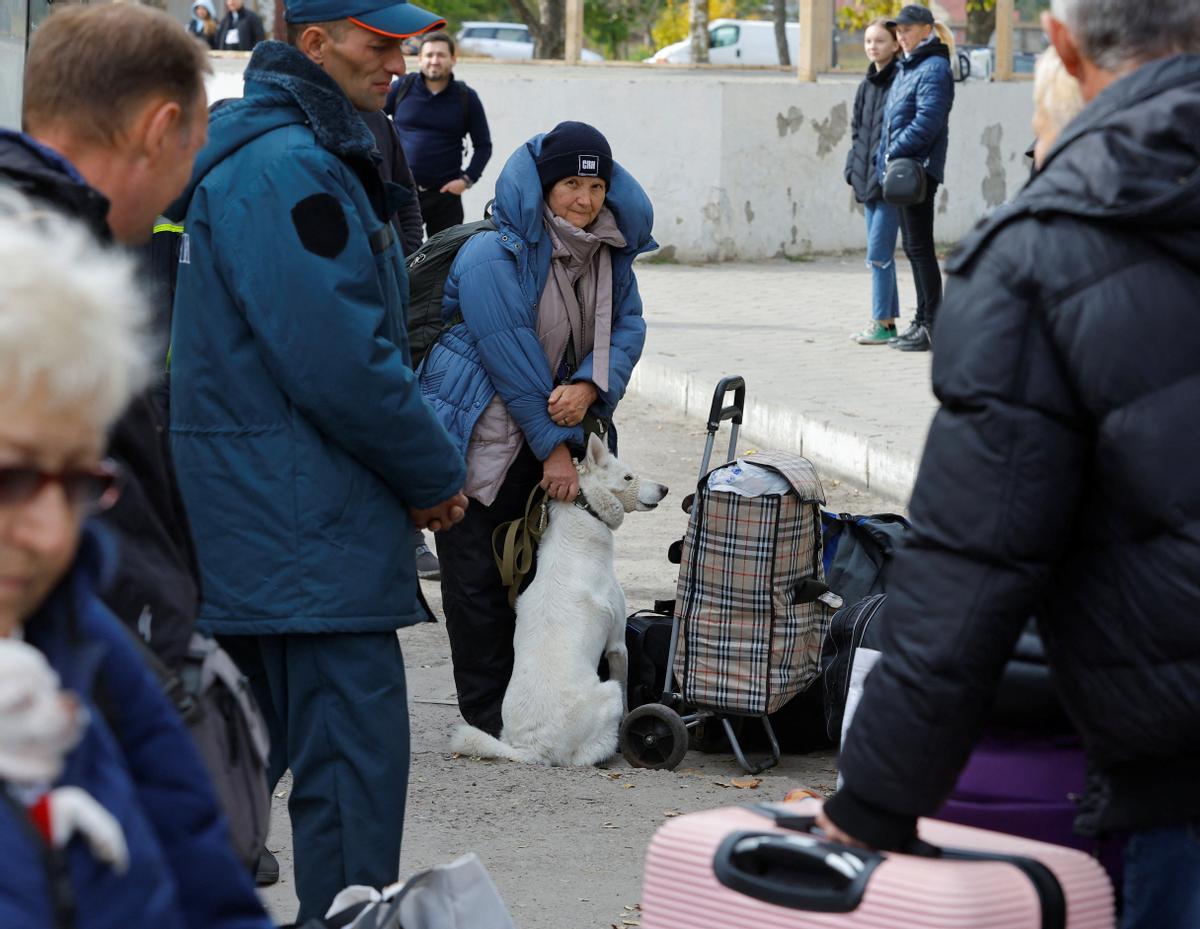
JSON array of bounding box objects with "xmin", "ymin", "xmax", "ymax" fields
[
  {"xmin": 690, "ymin": 714, "xmax": 744, "ymax": 754},
  {"xmin": 620, "ymin": 704, "xmax": 689, "ymax": 770}
]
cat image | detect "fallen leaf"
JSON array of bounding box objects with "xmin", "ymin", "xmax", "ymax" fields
[
  {"xmin": 730, "ymin": 776, "xmax": 762, "ymax": 790},
  {"xmin": 623, "ymin": 783, "xmax": 635, "ymax": 789},
  {"xmin": 601, "ymin": 821, "xmax": 620, "ymax": 829},
  {"xmin": 599, "ymin": 771, "xmax": 622, "ymax": 780},
  {"xmin": 784, "ymin": 787, "xmax": 821, "ymax": 803},
  {"xmin": 662, "ymin": 809, "xmax": 682, "ymax": 818},
  {"xmin": 622, "ymin": 921, "xmax": 640, "ymax": 926},
  {"xmin": 274, "ymin": 791, "xmax": 289, "ymax": 799}
]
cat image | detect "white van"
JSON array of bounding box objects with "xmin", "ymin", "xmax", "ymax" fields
[
  {"xmin": 457, "ymin": 22, "xmax": 604, "ymax": 61},
  {"xmin": 650, "ymin": 19, "xmax": 800, "ymax": 66}
]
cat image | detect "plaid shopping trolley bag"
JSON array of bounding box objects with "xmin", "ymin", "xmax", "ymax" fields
[{"xmin": 673, "ymin": 450, "xmax": 829, "ymax": 717}]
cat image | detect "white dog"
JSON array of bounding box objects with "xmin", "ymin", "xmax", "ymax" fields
[
  {"xmin": 453, "ymin": 434, "xmax": 668, "ymax": 766},
  {"xmin": 0, "ymin": 638, "xmax": 129, "ymax": 872}
]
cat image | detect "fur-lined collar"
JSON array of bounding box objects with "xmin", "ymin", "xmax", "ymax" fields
[{"xmin": 243, "ymin": 40, "xmax": 375, "ymax": 160}]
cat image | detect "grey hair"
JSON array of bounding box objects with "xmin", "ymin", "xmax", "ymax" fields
[
  {"xmin": 1050, "ymin": 0, "xmax": 1200, "ymax": 71},
  {"xmin": 0, "ymin": 191, "xmax": 151, "ymax": 435}
]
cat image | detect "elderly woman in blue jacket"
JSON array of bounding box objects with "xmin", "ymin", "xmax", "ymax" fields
[
  {"xmin": 420, "ymin": 121, "xmax": 656, "ymax": 736},
  {"xmin": 878, "ymin": 4, "xmax": 955, "ymax": 353},
  {"xmin": 0, "ymin": 208, "xmax": 271, "ymax": 929}
]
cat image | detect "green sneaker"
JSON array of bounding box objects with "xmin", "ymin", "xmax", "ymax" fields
[{"xmin": 853, "ymin": 321, "xmax": 897, "ymax": 345}]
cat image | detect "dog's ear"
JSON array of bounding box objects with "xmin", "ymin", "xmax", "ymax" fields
[{"xmin": 585, "ymin": 433, "xmax": 607, "ymax": 469}]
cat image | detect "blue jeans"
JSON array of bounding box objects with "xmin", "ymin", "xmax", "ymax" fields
[
  {"xmin": 1122, "ymin": 822, "xmax": 1200, "ymax": 929},
  {"xmin": 864, "ymin": 199, "xmax": 900, "ymax": 321}
]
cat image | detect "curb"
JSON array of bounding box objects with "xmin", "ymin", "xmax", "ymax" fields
[{"xmin": 628, "ymin": 360, "xmax": 920, "ymax": 505}]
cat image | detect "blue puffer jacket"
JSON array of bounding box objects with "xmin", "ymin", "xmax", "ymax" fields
[
  {"xmin": 169, "ymin": 43, "xmax": 465, "ymax": 635},
  {"xmin": 1, "ymin": 529, "xmax": 271, "ymax": 929},
  {"xmin": 878, "ymin": 38, "xmax": 954, "ymax": 185},
  {"xmin": 419, "ymin": 134, "xmax": 656, "ymax": 460}
]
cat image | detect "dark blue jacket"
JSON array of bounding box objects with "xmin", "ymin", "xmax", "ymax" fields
[
  {"xmin": 389, "ymin": 74, "xmax": 492, "ymax": 189},
  {"xmin": 418, "ymin": 133, "xmax": 656, "ymax": 460},
  {"xmin": 1, "ymin": 529, "xmax": 271, "ymax": 929},
  {"xmin": 169, "ymin": 42, "xmax": 465, "ymax": 636},
  {"xmin": 878, "ymin": 38, "xmax": 954, "ymax": 185}
]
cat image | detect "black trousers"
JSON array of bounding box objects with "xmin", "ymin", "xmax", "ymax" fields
[
  {"xmin": 437, "ymin": 445, "xmax": 543, "ymax": 736},
  {"xmin": 418, "ymin": 188, "xmax": 465, "ymax": 238},
  {"xmin": 898, "ymin": 180, "xmax": 942, "ymax": 329}
]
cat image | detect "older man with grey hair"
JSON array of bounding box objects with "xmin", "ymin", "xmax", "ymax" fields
[{"xmin": 815, "ymin": 1, "xmax": 1200, "ymax": 926}]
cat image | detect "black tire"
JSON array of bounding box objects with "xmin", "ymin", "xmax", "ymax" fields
[{"xmin": 619, "ymin": 704, "xmax": 689, "ymax": 770}]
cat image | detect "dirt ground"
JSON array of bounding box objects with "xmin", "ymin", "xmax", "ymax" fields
[{"xmin": 260, "ymin": 391, "xmax": 904, "ymax": 927}]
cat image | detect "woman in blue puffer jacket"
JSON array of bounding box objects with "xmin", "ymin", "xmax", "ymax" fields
[
  {"xmin": 878, "ymin": 4, "xmax": 955, "ymax": 353},
  {"xmin": 419, "ymin": 122, "xmax": 656, "ymax": 737}
]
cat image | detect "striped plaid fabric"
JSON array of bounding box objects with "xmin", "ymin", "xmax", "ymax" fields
[{"xmin": 674, "ymin": 452, "xmax": 826, "ymax": 715}]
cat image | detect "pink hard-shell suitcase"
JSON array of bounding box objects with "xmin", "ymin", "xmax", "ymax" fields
[{"xmin": 641, "ymin": 798, "xmax": 1115, "ymax": 929}]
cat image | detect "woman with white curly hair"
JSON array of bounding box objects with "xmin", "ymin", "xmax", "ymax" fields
[{"xmin": 0, "ymin": 200, "xmax": 272, "ymax": 929}]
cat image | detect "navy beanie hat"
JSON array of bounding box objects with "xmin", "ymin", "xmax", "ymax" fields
[{"xmin": 535, "ymin": 121, "xmax": 613, "ymax": 191}]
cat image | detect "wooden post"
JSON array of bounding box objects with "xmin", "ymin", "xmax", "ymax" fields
[
  {"xmin": 797, "ymin": 0, "xmax": 832, "ymax": 82},
  {"xmin": 565, "ymin": 0, "xmax": 584, "ymax": 64},
  {"xmin": 994, "ymin": 0, "xmax": 1015, "ymax": 80}
]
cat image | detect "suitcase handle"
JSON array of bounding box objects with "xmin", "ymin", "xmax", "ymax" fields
[
  {"xmin": 747, "ymin": 807, "xmax": 1068, "ymax": 929},
  {"xmin": 713, "ymin": 831, "xmax": 882, "ymax": 913}
]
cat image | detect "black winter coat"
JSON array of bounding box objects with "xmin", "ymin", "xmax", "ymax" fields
[
  {"xmin": 0, "ymin": 130, "xmax": 202, "ymax": 670},
  {"xmin": 362, "ymin": 109, "xmax": 425, "ymax": 256},
  {"xmin": 844, "ymin": 58, "xmax": 897, "ymax": 203},
  {"xmin": 216, "ymin": 7, "xmax": 265, "ymax": 51},
  {"xmin": 826, "ymin": 54, "xmax": 1200, "ymax": 848}
]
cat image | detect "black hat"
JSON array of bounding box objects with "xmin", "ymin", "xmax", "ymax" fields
[
  {"xmin": 535, "ymin": 122, "xmax": 613, "ymax": 191},
  {"xmin": 887, "ymin": 4, "xmax": 934, "ymax": 26}
]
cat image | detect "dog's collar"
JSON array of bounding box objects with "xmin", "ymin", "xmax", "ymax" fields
[{"xmin": 573, "ymin": 490, "xmax": 613, "ymax": 527}]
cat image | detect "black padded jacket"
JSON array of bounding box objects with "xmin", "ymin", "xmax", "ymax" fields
[
  {"xmin": 844, "ymin": 58, "xmax": 898, "ymax": 203},
  {"xmin": 0, "ymin": 130, "xmax": 202, "ymax": 670},
  {"xmin": 825, "ymin": 54, "xmax": 1200, "ymax": 848}
]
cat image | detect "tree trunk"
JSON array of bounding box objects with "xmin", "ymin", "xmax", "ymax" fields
[
  {"xmin": 772, "ymin": 0, "xmax": 790, "ymax": 66},
  {"xmin": 689, "ymin": 0, "xmax": 709, "ymax": 64},
  {"xmin": 966, "ymin": 5, "xmax": 996, "ymax": 46},
  {"xmin": 507, "ymin": 0, "xmax": 564, "ymax": 59},
  {"xmin": 538, "ymin": 0, "xmax": 566, "ymax": 59}
]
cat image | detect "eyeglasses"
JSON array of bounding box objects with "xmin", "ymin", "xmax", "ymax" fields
[{"xmin": 0, "ymin": 460, "xmax": 121, "ymax": 513}]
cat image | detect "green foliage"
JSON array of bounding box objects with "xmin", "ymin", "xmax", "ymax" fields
[{"xmin": 836, "ymin": 0, "xmax": 902, "ymax": 32}]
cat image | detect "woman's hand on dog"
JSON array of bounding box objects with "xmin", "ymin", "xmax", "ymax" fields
[
  {"xmin": 548, "ymin": 382, "xmax": 599, "ymax": 428},
  {"xmin": 410, "ymin": 491, "xmax": 470, "ymax": 532},
  {"xmin": 541, "ymin": 444, "xmax": 580, "ymax": 502}
]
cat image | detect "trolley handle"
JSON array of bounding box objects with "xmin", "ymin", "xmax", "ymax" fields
[
  {"xmin": 713, "ymin": 831, "xmax": 881, "ymax": 913},
  {"xmin": 706, "ymin": 376, "xmax": 746, "ymax": 432}
]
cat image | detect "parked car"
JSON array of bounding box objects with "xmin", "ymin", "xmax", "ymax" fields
[
  {"xmin": 456, "ymin": 21, "xmax": 604, "ymax": 61},
  {"xmin": 959, "ymin": 43, "xmax": 1040, "ymax": 80},
  {"xmin": 650, "ymin": 19, "xmax": 800, "ymax": 66}
]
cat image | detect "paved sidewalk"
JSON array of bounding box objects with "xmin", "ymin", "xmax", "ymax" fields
[{"xmin": 629, "ymin": 255, "xmax": 938, "ymax": 503}]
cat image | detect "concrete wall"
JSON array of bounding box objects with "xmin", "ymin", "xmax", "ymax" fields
[{"xmin": 207, "ymin": 58, "xmax": 1034, "ymax": 261}]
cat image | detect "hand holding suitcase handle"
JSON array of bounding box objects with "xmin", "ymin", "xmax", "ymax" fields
[{"xmin": 712, "ymin": 806, "xmax": 1068, "ymax": 929}]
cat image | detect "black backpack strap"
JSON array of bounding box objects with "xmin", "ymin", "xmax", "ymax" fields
[
  {"xmin": 384, "ymin": 73, "xmax": 417, "ymax": 118},
  {"xmin": 457, "ymin": 80, "xmax": 472, "ymax": 137}
]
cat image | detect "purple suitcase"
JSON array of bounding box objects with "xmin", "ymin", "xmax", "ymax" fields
[{"xmin": 936, "ymin": 731, "xmax": 1125, "ymax": 884}]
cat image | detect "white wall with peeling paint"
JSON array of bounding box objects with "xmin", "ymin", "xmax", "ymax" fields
[{"xmin": 206, "ymin": 57, "xmax": 1033, "ymax": 262}]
